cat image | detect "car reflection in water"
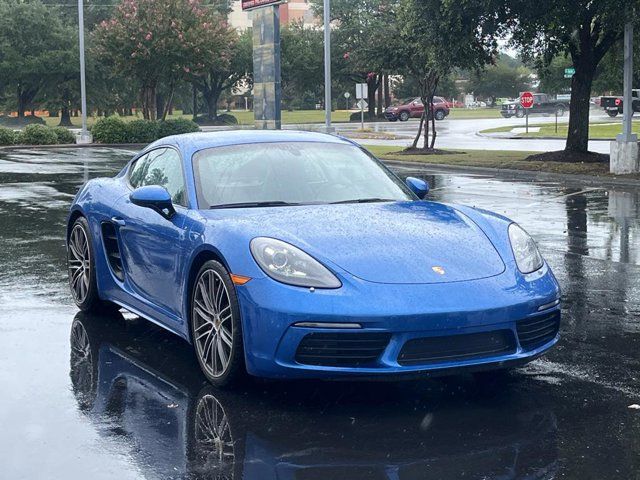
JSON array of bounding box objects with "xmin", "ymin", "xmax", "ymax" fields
[{"xmin": 70, "ymin": 312, "xmax": 559, "ymax": 480}]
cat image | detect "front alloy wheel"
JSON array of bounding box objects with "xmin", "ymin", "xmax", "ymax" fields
[
  {"xmin": 191, "ymin": 261, "xmax": 244, "ymax": 386},
  {"xmin": 68, "ymin": 222, "xmax": 91, "ymax": 305}
]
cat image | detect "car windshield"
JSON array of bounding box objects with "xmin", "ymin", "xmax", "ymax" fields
[{"xmin": 192, "ymin": 142, "xmax": 414, "ymax": 208}]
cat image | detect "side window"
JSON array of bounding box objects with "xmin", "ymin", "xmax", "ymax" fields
[
  {"xmin": 129, "ymin": 153, "xmax": 149, "ymax": 189},
  {"xmin": 128, "ymin": 148, "xmax": 187, "ymax": 207}
]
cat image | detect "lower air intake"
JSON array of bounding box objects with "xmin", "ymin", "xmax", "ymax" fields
[{"xmin": 295, "ymin": 332, "xmax": 391, "ymax": 367}]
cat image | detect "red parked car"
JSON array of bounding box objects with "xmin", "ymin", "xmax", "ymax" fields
[{"xmin": 384, "ymin": 97, "xmax": 450, "ymax": 122}]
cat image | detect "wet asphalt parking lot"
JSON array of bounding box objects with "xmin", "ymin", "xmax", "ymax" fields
[{"xmin": 1, "ymin": 147, "xmax": 639, "ymax": 479}]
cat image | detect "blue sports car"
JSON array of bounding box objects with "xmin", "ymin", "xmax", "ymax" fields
[{"xmin": 67, "ymin": 130, "xmax": 561, "ymax": 386}]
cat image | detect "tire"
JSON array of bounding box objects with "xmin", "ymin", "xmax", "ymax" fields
[
  {"xmin": 515, "ymin": 108, "xmax": 525, "ymax": 119},
  {"xmin": 434, "ymin": 110, "xmax": 446, "ymax": 121},
  {"xmin": 555, "ymin": 106, "xmax": 565, "ymax": 117},
  {"xmin": 190, "ymin": 260, "xmax": 245, "ymax": 387},
  {"xmin": 68, "ymin": 217, "xmax": 117, "ymax": 313},
  {"xmin": 387, "ymin": 117, "xmax": 398, "ymax": 122},
  {"xmin": 399, "ymin": 111, "xmax": 410, "ymax": 122},
  {"xmin": 607, "ymin": 110, "xmax": 619, "ymax": 118}
]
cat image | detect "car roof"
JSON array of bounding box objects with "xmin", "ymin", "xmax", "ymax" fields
[{"xmin": 144, "ymin": 130, "xmax": 354, "ymax": 159}]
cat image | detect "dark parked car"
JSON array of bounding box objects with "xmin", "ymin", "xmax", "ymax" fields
[
  {"xmin": 385, "ymin": 97, "xmax": 450, "ymax": 122},
  {"xmin": 501, "ymin": 93, "xmax": 567, "ymax": 119}
]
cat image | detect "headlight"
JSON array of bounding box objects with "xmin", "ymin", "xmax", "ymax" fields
[
  {"xmin": 250, "ymin": 237, "xmax": 341, "ymax": 288},
  {"xmin": 508, "ymin": 224, "xmax": 544, "ymax": 274}
]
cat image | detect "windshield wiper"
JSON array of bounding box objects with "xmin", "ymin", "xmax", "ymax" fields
[
  {"xmin": 330, "ymin": 198, "xmax": 395, "ymax": 204},
  {"xmin": 210, "ymin": 201, "xmax": 304, "ymax": 209}
]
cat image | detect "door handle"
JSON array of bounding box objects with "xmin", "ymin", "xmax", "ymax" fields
[{"xmin": 111, "ymin": 217, "xmax": 126, "ymax": 227}]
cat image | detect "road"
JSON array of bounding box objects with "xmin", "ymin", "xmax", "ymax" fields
[
  {"xmin": 203, "ymin": 110, "xmax": 618, "ymax": 153},
  {"xmin": 1, "ymin": 147, "xmax": 639, "ymax": 479}
]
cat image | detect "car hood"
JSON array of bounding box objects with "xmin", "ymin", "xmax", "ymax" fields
[{"xmin": 203, "ymin": 201, "xmax": 506, "ymax": 285}]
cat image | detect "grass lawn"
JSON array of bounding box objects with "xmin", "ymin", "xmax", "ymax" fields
[
  {"xmin": 365, "ymin": 145, "xmax": 624, "ymax": 177},
  {"xmin": 38, "ymin": 107, "xmax": 502, "ymax": 128},
  {"xmin": 480, "ymin": 121, "xmax": 638, "ymax": 139}
]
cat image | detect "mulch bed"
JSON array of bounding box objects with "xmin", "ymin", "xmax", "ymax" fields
[
  {"xmin": 525, "ymin": 150, "xmax": 609, "ymax": 164},
  {"xmin": 394, "ymin": 147, "xmax": 462, "ymax": 155}
]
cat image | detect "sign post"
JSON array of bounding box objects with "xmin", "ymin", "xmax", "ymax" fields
[
  {"xmin": 344, "ymin": 92, "xmax": 350, "ymax": 110},
  {"xmin": 243, "ymin": 0, "xmax": 286, "ymax": 129},
  {"xmin": 520, "ymin": 91, "xmax": 534, "ymax": 134},
  {"xmin": 356, "ymin": 83, "xmax": 366, "ymax": 130}
]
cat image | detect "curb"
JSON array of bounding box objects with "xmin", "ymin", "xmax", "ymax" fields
[
  {"xmin": 0, "ymin": 143, "xmax": 145, "ymax": 151},
  {"xmin": 382, "ymin": 158, "xmax": 640, "ymax": 189},
  {"xmin": 476, "ymin": 131, "xmax": 615, "ymax": 142}
]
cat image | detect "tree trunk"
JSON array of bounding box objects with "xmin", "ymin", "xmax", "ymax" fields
[
  {"xmin": 192, "ymin": 83, "xmax": 198, "ymax": 121},
  {"xmin": 384, "ymin": 74, "xmax": 391, "ymax": 108},
  {"xmin": 565, "ymin": 62, "xmax": 595, "ymax": 153},
  {"xmin": 366, "ymin": 75, "xmax": 378, "ymax": 120},
  {"xmin": 377, "ymin": 77, "xmax": 383, "ymax": 117},
  {"xmin": 59, "ymin": 106, "xmax": 72, "ymax": 127},
  {"xmin": 411, "ymin": 112, "xmax": 425, "ymax": 149},
  {"xmin": 17, "ymin": 86, "xmax": 26, "ymax": 118},
  {"xmin": 161, "ymin": 82, "xmax": 175, "ymax": 121},
  {"xmin": 204, "ymin": 91, "xmax": 219, "ymax": 121}
]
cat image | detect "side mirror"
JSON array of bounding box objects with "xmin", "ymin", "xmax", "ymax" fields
[
  {"xmin": 130, "ymin": 185, "xmax": 176, "ymax": 219},
  {"xmin": 406, "ymin": 177, "xmax": 429, "ymax": 199}
]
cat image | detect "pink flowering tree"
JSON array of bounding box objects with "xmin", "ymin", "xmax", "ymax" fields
[{"xmin": 93, "ymin": 0, "xmax": 230, "ymax": 120}]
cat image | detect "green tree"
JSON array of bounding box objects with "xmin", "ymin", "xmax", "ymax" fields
[
  {"xmin": 507, "ymin": 0, "xmax": 639, "ymax": 154},
  {"xmin": 281, "ymin": 22, "xmax": 324, "ymax": 110},
  {"xmin": 188, "ymin": 28, "xmax": 252, "ymax": 123},
  {"xmin": 311, "ymin": 0, "xmax": 400, "ymax": 118},
  {"xmin": 0, "ymin": 0, "xmax": 76, "ymax": 118},
  {"xmin": 467, "ymin": 55, "xmax": 531, "ymax": 103},
  {"xmin": 93, "ymin": 0, "xmax": 229, "ymax": 120},
  {"xmin": 397, "ymin": 0, "xmax": 501, "ymax": 150}
]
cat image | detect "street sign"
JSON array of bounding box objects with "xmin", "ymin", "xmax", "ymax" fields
[
  {"xmin": 241, "ymin": 0, "xmax": 284, "ymax": 11},
  {"xmin": 564, "ymin": 68, "xmax": 575, "ymax": 75},
  {"xmin": 344, "ymin": 92, "xmax": 351, "ymax": 98},
  {"xmin": 355, "ymin": 83, "xmax": 367, "ymax": 100},
  {"xmin": 356, "ymin": 99, "xmax": 368, "ymax": 110},
  {"xmin": 520, "ymin": 91, "xmax": 534, "ymax": 109}
]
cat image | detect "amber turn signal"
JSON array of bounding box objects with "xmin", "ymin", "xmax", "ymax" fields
[{"xmin": 230, "ymin": 274, "xmax": 252, "ymax": 285}]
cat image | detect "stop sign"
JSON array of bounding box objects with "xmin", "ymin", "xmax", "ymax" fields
[{"xmin": 520, "ymin": 92, "xmax": 534, "ymax": 109}]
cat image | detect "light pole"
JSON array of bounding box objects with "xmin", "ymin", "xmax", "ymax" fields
[
  {"xmin": 323, "ymin": 0, "xmax": 332, "ymax": 132},
  {"xmin": 77, "ymin": 0, "xmax": 90, "ymax": 143}
]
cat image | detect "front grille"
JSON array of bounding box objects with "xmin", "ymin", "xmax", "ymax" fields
[
  {"xmin": 295, "ymin": 332, "xmax": 391, "ymax": 367},
  {"xmin": 398, "ymin": 330, "xmax": 516, "ymax": 366},
  {"xmin": 517, "ymin": 311, "xmax": 560, "ymax": 351}
]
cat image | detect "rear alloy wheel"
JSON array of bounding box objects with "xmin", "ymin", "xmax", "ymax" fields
[
  {"xmin": 515, "ymin": 108, "xmax": 525, "ymax": 119},
  {"xmin": 191, "ymin": 261, "xmax": 244, "ymax": 386},
  {"xmin": 556, "ymin": 107, "xmax": 565, "ymax": 117},
  {"xmin": 434, "ymin": 110, "xmax": 446, "ymax": 121},
  {"xmin": 399, "ymin": 111, "xmax": 410, "ymax": 122}
]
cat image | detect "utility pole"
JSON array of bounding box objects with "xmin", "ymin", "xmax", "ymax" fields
[
  {"xmin": 77, "ymin": 0, "xmax": 90, "ymax": 143},
  {"xmin": 620, "ymin": 22, "xmax": 636, "ymax": 143},
  {"xmin": 323, "ymin": 0, "xmax": 332, "ymax": 132},
  {"xmin": 610, "ymin": 22, "xmax": 639, "ymax": 174}
]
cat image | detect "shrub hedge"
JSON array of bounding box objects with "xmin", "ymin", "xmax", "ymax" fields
[
  {"xmin": 126, "ymin": 119, "xmax": 159, "ymax": 143},
  {"xmin": 18, "ymin": 124, "xmax": 59, "ymax": 145},
  {"xmin": 92, "ymin": 117, "xmax": 200, "ymax": 143},
  {"xmin": 52, "ymin": 126, "xmax": 76, "ymax": 144},
  {"xmin": 91, "ymin": 116, "xmax": 128, "ymax": 144},
  {"xmin": 0, "ymin": 127, "xmax": 16, "ymax": 146}
]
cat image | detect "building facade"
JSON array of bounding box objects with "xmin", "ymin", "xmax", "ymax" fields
[{"xmin": 229, "ymin": 0, "xmax": 315, "ymax": 30}]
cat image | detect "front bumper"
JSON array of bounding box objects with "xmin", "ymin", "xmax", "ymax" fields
[
  {"xmin": 384, "ymin": 111, "xmax": 399, "ymax": 120},
  {"xmin": 236, "ymin": 264, "xmax": 561, "ymax": 379},
  {"xmin": 501, "ymin": 108, "xmax": 517, "ymax": 117}
]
